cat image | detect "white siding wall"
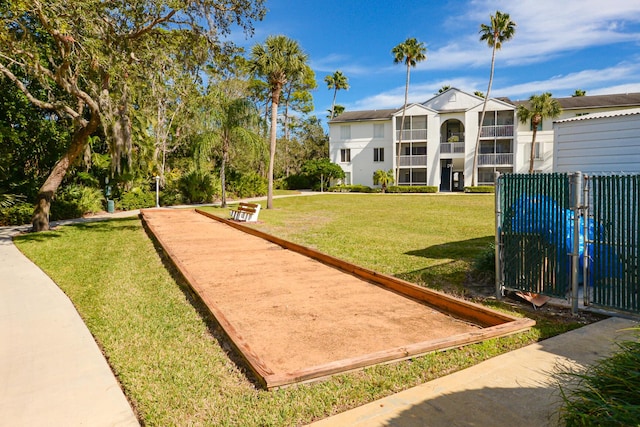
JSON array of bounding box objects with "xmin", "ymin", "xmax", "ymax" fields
[
  {"xmin": 554, "ymin": 113, "xmax": 640, "ymax": 173},
  {"xmin": 330, "ymin": 120, "xmax": 393, "ymax": 186}
]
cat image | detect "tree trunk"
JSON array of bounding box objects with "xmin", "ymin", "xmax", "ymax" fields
[
  {"xmin": 472, "ymin": 43, "xmax": 498, "ymax": 187},
  {"xmin": 31, "ymin": 114, "xmax": 100, "ymax": 231},
  {"xmin": 396, "ymin": 65, "xmax": 411, "ymax": 186},
  {"xmin": 220, "ymin": 152, "xmax": 227, "ymax": 208},
  {"xmin": 267, "ymin": 87, "xmax": 281, "ymax": 209},
  {"xmin": 528, "ymin": 122, "xmax": 539, "ymax": 174}
]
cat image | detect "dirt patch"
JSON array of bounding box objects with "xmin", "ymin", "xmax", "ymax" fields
[{"xmin": 141, "ymin": 208, "xmax": 533, "ymax": 388}]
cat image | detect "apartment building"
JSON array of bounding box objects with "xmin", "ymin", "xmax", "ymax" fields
[{"xmin": 328, "ymin": 88, "xmax": 640, "ymax": 190}]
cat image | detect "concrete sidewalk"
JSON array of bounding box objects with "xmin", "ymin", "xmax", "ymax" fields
[
  {"xmin": 310, "ymin": 316, "xmax": 638, "ymax": 427},
  {"xmin": 0, "ymin": 225, "xmax": 139, "ymax": 426}
]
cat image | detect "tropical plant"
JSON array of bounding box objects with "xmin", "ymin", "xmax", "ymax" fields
[
  {"xmin": 248, "ymin": 35, "xmax": 310, "ymax": 209},
  {"xmin": 373, "ymin": 169, "xmax": 395, "ymax": 193},
  {"xmin": 516, "ymin": 92, "xmax": 562, "ymax": 173},
  {"xmin": 471, "ymin": 10, "xmax": 516, "ymax": 186},
  {"xmin": 199, "ymin": 89, "xmax": 263, "ymax": 207},
  {"xmin": 328, "ymin": 104, "xmax": 345, "ymax": 119},
  {"xmin": 474, "ymin": 91, "xmax": 485, "ymax": 98},
  {"xmin": 392, "ymin": 37, "xmax": 427, "ymax": 185},
  {"xmin": 301, "ymin": 158, "xmax": 345, "ymax": 191},
  {"xmin": 325, "ymin": 71, "xmax": 350, "ymax": 120},
  {"xmin": 572, "ymin": 89, "xmax": 586, "ymax": 97},
  {"xmin": 437, "ymin": 85, "xmax": 451, "ymax": 94},
  {"xmin": 0, "ymin": 0, "xmax": 266, "ymax": 231}
]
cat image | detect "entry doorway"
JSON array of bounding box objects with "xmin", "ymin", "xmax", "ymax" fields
[{"xmin": 440, "ymin": 159, "xmax": 452, "ymax": 192}]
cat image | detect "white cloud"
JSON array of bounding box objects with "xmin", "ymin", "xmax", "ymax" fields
[{"xmin": 495, "ymin": 62, "xmax": 640, "ymax": 99}]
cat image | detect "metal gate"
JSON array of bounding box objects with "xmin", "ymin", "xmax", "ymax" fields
[
  {"xmin": 589, "ymin": 175, "xmax": 640, "ymax": 313},
  {"xmin": 496, "ymin": 172, "xmax": 640, "ymax": 315}
]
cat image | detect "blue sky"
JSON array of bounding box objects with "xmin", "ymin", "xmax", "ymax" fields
[{"xmin": 234, "ymin": 0, "xmax": 640, "ymax": 123}]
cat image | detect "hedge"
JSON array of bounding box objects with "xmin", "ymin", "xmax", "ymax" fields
[
  {"xmin": 464, "ymin": 186, "xmax": 495, "ymax": 193},
  {"xmin": 386, "ymin": 185, "xmax": 438, "ymax": 193}
]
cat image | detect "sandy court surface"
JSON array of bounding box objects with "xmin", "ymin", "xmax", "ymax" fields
[{"xmin": 141, "ymin": 209, "xmax": 481, "ymax": 380}]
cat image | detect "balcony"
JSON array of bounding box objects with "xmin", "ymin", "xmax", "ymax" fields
[
  {"xmin": 440, "ymin": 142, "xmax": 465, "ymax": 154},
  {"xmin": 480, "ymin": 125, "xmax": 514, "ymax": 138},
  {"xmin": 478, "ymin": 153, "xmax": 514, "ymax": 166},
  {"xmin": 399, "ymin": 155, "xmax": 427, "ymax": 166},
  {"xmin": 396, "ymin": 129, "xmax": 427, "ymax": 141}
]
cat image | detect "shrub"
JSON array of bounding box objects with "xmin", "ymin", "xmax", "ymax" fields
[
  {"xmin": 0, "ymin": 201, "xmax": 33, "ymax": 226},
  {"xmin": 472, "ymin": 243, "xmax": 495, "ymax": 284},
  {"xmin": 51, "ymin": 185, "xmax": 105, "ymax": 220},
  {"xmin": 559, "ymin": 327, "xmax": 640, "ymax": 426},
  {"xmin": 464, "ymin": 186, "xmax": 495, "ymax": 193},
  {"xmin": 386, "ymin": 185, "xmax": 438, "ymax": 193},
  {"xmin": 116, "ymin": 187, "xmax": 156, "ymax": 210},
  {"xmin": 228, "ymin": 172, "xmax": 267, "ymax": 199},
  {"xmin": 179, "ymin": 170, "xmax": 218, "ymax": 204},
  {"xmin": 328, "ymin": 184, "xmax": 374, "ymax": 193},
  {"xmin": 281, "ymin": 174, "xmax": 312, "ymax": 190}
]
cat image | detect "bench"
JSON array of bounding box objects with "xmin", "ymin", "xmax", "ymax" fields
[{"xmin": 230, "ymin": 202, "xmax": 261, "ymax": 222}]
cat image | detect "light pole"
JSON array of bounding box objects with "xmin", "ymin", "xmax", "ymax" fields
[{"xmin": 155, "ymin": 175, "xmax": 160, "ymax": 208}]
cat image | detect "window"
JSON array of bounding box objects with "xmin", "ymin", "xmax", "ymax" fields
[
  {"xmin": 340, "ymin": 149, "xmax": 351, "ymax": 163},
  {"xmin": 533, "ymin": 141, "xmax": 544, "ymax": 160},
  {"xmin": 340, "ymin": 125, "xmax": 351, "ymax": 139},
  {"xmin": 373, "ymin": 123, "xmax": 384, "ymax": 138},
  {"xmin": 530, "ymin": 120, "xmax": 542, "ymax": 131},
  {"xmin": 373, "ymin": 147, "xmax": 384, "ymax": 162}
]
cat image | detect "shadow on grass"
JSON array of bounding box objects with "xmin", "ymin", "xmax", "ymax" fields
[
  {"xmin": 400, "ymin": 236, "xmax": 494, "ymax": 295},
  {"xmin": 14, "ymin": 217, "xmax": 141, "ymax": 243},
  {"xmin": 404, "ymin": 236, "xmax": 493, "ymax": 260}
]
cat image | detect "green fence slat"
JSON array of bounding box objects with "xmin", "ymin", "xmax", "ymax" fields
[{"xmin": 589, "ymin": 174, "xmax": 639, "ymax": 313}]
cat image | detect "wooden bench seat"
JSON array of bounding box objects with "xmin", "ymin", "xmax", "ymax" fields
[{"xmin": 230, "ymin": 202, "xmax": 261, "ymax": 222}]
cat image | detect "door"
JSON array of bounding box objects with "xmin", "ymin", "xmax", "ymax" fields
[{"xmin": 440, "ymin": 159, "xmax": 452, "ymax": 192}]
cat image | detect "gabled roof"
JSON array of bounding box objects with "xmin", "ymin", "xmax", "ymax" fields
[
  {"xmin": 512, "ymin": 93, "xmax": 640, "ymax": 110},
  {"xmin": 329, "ymin": 108, "xmax": 397, "ymax": 123},
  {"xmin": 329, "ymin": 92, "xmax": 640, "ymax": 124},
  {"xmin": 555, "ymin": 107, "xmax": 640, "ymax": 123}
]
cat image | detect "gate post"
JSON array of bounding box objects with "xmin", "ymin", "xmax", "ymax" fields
[
  {"xmin": 495, "ymin": 172, "xmax": 503, "ymax": 299},
  {"xmin": 570, "ymin": 171, "xmax": 582, "ymax": 315}
]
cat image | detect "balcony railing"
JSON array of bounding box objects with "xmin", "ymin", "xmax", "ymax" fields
[
  {"xmin": 396, "ymin": 129, "xmax": 427, "ymax": 141},
  {"xmin": 398, "ymin": 155, "xmax": 427, "ymax": 166},
  {"xmin": 441, "ymin": 132, "xmax": 465, "ymax": 143},
  {"xmin": 440, "ymin": 142, "xmax": 465, "ymax": 154},
  {"xmin": 480, "ymin": 125, "xmax": 514, "ymax": 138},
  {"xmin": 478, "ymin": 153, "xmax": 514, "ymax": 166}
]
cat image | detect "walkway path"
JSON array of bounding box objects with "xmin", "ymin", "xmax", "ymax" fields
[
  {"xmin": 0, "ymin": 224, "xmax": 139, "ymax": 426},
  {"xmin": 309, "ymin": 316, "xmax": 637, "ymax": 427}
]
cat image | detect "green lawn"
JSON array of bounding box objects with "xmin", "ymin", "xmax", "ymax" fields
[
  {"xmin": 14, "ymin": 193, "xmax": 583, "ymax": 427},
  {"xmin": 211, "ymin": 193, "xmax": 495, "ymax": 294}
]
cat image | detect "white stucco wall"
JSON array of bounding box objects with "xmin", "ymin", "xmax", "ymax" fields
[{"xmin": 330, "ymin": 119, "xmax": 394, "ymax": 186}]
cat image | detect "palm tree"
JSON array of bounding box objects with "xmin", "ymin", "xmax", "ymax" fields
[
  {"xmin": 324, "ymin": 71, "xmax": 349, "ymax": 120},
  {"xmin": 392, "ymin": 37, "xmax": 427, "ymax": 185},
  {"xmin": 437, "ymin": 85, "xmax": 451, "ymax": 94},
  {"xmin": 327, "ymin": 104, "xmax": 345, "ymax": 119},
  {"xmin": 471, "ymin": 11, "xmax": 516, "ymax": 186},
  {"xmin": 516, "ymin": 92, "xmax": 562, "ymax": 173},
  {"xmin": 474, "ymin": 90, "xmax": 485, "ymax": 98},
  {"xmin": 572, "ymin": 89, "xmax": 586, "ymax": 97},
  {"xmin": 373, "ymin": 169, "xmax": 394, "ymax": 193},
  {"xmin": 248, "ymin": 35, "xmax": 309, "ymax": 209},
  {"xmin": 211, "ymin": 94, "xmax": 262, "ymax": 207}
]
